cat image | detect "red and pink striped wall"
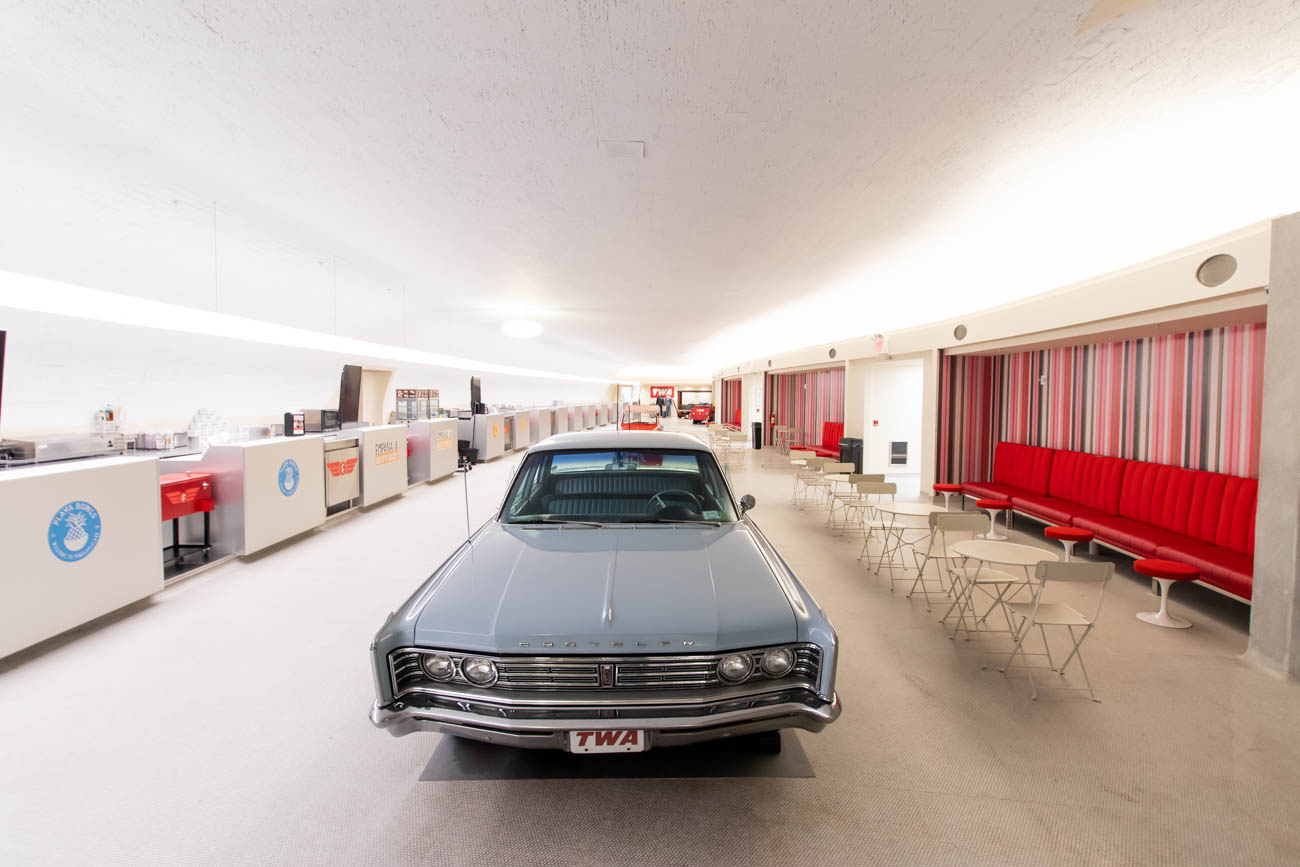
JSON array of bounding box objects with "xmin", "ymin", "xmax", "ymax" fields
[
  {"xmin": 764, "ymin": 366, "xmax": 846, "ymax": 446},
  {"xmin": 720, "ymin": 378, "xmax": 743, "ymax": 427},
  {"xmin": 939, "ymin": 324, "xmax": 1266, "ymax": 482}
]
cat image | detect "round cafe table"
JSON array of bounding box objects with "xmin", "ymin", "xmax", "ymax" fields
[
  {"xmin": 945, "ymin": 540, "xmax": 1059, "ymax": 640},
  {"xmin": 866, "ymin": 501, "xmax": 948, "ymax": 589}
]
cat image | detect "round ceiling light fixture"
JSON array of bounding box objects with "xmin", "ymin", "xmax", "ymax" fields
[{"xmin": 501, "ymin": 319, "xmax": 543, "ymax": 339}]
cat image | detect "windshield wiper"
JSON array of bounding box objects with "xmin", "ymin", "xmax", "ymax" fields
[
  {"xmin": 515, "ymin": 518, "xmax": 605, "ymax": 528},
  {"xmin": 638, "ymin": 518, "xmax": 723, "ymax": 527}
]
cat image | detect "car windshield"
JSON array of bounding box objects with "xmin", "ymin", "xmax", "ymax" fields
[{"xmin": 500, "ymin": 448, "xmax": 738, "ymax": 524}]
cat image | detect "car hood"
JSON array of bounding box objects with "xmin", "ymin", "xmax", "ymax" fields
[{"xmin": 413, "ymin": 522, "xmax": 796, "ymax": 653}]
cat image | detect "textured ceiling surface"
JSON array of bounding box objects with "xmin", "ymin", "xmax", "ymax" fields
[{"xmin": 1, "ymin": 1, "xmax": 1297, "ymax": 378}]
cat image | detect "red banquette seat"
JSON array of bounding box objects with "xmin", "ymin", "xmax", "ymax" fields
[
  {"xmin": 804, "ymin": 421, "xmax": 845, "ymax": 459},
  {"xmin": 960, "ymin": 442, "xmax": 1256, "ymax": 600}
]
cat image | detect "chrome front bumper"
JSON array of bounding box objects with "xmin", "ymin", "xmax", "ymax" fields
[{"xmin": 370, "ymin": 692, "xmax": 841, "ymax": 750}]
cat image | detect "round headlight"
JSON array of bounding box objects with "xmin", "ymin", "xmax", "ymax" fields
[
  {"xmin": 421, "ymin": 653, "xmax": 454, "ymax": 681},
  {"xmin": 717, "ymin": 653, "xmax": 754, "ymax": 683},
  {"xmin": 761, "ymin": 647, "xmax": 795, "ymax": 677},
  {"xmin": 461, "ymin": 656, "xmax": 497, "ymax": 686}
]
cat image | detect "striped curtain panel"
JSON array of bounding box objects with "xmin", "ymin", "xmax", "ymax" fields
[
  {"xmin": 939, "ymin": 323, "xmax": 1266, "ymax": 482},
  {"xmin": 720, "ymin": 378, "xmax": 743, "ymax": 427},
  {"xmin": 764, "ymin": 366, "xmax": 846, "ymax": 446}
]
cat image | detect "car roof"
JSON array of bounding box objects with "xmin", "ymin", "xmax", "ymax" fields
[{"xmin": 528, "ymin": 430, "xmax": 712, "ymax": 453}]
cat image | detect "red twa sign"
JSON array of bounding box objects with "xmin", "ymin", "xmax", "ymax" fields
[
  {"xmin": 649, "ymin": 386, "xmax": 675, "ymax": 399},
  {"xmin": 569, "ymin": 729, "xmax": 647, "ymax": 752}
]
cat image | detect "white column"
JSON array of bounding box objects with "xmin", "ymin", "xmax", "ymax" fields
[{"xmin": 1247, "ymin": 213, "xmax": 1300, "ymax": 677}]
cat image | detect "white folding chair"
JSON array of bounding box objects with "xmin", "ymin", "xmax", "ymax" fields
[
  {"xmin": 998, "ymin": 560, "xmax": 1114, "ymax": 702},
  {"xmin": 793, "ymin": 457, "xmax": 831, "ymax": 506},
  {"xmin": 827, "ymin": 473, "xmax": 885, "ymax": 534},
  {"xmin": 803, "ymin": 461, "xmax": 852, "ymax": 512},
  {"xmin": 855, "ymin": 482, "xmax": 897, "ymax": 563},
  {"xmin": 908, "ymin": 511, "xmax": 985, "ymax": 612}
]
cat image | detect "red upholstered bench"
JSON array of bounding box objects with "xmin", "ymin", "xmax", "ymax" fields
[
  {"xmin": 963, "ymin": 442, "xmax": 1257, "ymax": 601},
  {"xmin": 805, "ymin": 421, "xmax": 845, "ymax": 459}
]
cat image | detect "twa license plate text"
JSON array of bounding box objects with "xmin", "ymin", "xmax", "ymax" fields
[{"xmin": 569, "ymin": 729, "xmax": 647, "ymax": 753}]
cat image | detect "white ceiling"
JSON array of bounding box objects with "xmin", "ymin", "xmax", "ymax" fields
[{"xmin": 1, "ymin": 1, "xmax": 1297, "ymax": 381}]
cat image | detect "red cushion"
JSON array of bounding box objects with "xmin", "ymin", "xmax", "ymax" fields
[
  {"xmin": 1047, "ymin": 450, "xmax": 1128, "ymax": 515},
  {"xmin": 933, "ymin": 483, "xmax": 963, "ymax": 493},
  {"xmin": 975, "ymin": 499, "xmax": 1013, "ymax": 510},
  {"xmin": 1045, "ymin": 526, "xmax": 1093, "ymax": 541},
  {"xmin": 1072, "ymin": 513, "xmax": 1190, "ymax": 557},
  {"xmin": 1153, "ymin": 541, "xmax": 1253, "ymax": 600},
  {"xmin": 1118, "ymin": 462, "xmax": 1258, "ymax": 556},
  {"xmin": 1133, "ymin": 558, "xmax": 1200, "ymax": 580},
  {"xmin": 991, "ymin": 442, "xmax": 1055, "ymax": 495},
  {"xmin": 1009, "ymin": 493, "xmax": 1082, "ymax": 525},
  {"xmin": 807, "ymin": 444, "xmax": 839, "ymax": 458},
  {"xmin": 962, "ymin": 481, "xmax": 1024, "ymax": 500}
]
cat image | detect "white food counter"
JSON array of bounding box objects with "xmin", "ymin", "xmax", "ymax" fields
[
  {"xmin": 0, "ymin": 456, "xmax": 163, "ymax": 658},
  {"xmin": 190, "ymin": 435, "xmax": 326, "ymax": 556},
  {"xmin": 529, "ymin": 409, "xmax": 552, "ymax": 443},
  {"xmin": 358, "ymin": 424, "xmax": 408, "ymax": 506},
  {"xmin": 458, "ymin": 413, "xmax": 506, "ymax": 461},
  {"xmin": 407, "ymin": 419, "xmax": 459, "ymax": 484}
]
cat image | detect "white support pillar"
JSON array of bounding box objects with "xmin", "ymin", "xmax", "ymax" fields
[{"xmin": 1247, "ymin": 212, "xmax": 1300, "ymax": 678}]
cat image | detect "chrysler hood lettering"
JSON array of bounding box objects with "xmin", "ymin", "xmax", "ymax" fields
[{"xmin": 413, "ymin": 524, "xmax": 797, "ymax": 653}]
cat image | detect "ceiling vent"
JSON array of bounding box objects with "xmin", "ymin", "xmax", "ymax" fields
[
  {"xmin": 599, "ymin": 140, "xmax": 646, "ymax": 159},
  {"xmin": 1196, "ymin": 254, "xmax": 1237, "ymax": 288}
]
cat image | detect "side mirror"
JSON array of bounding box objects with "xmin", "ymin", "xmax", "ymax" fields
[{"xmin": 739, "ymin": 494, "xmax": 756, "ymax": 515}]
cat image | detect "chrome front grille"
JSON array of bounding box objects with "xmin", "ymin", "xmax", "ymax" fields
[{"xmin": 390, "ymin": 645, "xmax": 821, "ymax": 697}]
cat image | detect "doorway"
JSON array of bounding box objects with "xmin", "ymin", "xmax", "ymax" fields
[{"xmin": 866, "ymin": 359, "xmax": 924, "ymax": 499}]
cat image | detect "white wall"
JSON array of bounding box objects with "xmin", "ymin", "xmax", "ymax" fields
[
  {"xmin": 864, "ymin": 360, "xmax": 923, "ymax": 475},
  {"xmin": 0, "ymin": 306, "xmax": 614, "ymax": 438}
]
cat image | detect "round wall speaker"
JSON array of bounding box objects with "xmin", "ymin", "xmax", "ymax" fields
[
  {"xmin": 1196, "ymin": 254, "xmax": 1237, "ymax": 288},
  {"xmin": 953, "ymin": 324, "xmax": 968, "ymax": 341},
  {"xmin": 829, "ymin": 348, "xmax": 837, "ymax": 359}
]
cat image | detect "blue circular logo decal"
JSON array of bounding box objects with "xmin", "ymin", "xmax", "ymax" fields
[
  {"xmin": 278, "ymin": 458, "xmax": 300, "ymax": 497},
  {"xmin": 49, "ymin": 501, "xmax": 102, "ymax": 562}
]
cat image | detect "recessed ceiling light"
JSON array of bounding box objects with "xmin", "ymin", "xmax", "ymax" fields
[{"xmin": 501, "ymin": 319, "xmax": 543, "ymax": 339}]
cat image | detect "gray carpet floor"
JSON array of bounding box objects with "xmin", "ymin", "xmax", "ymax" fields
[{"xmin": 2, "ymin": 428, "xmax": 1297, "ymax": 866}]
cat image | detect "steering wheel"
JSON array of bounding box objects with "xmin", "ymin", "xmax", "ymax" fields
[{"xmin": 648, "ymin": 489, "xmax": 703, "ymax": 514}]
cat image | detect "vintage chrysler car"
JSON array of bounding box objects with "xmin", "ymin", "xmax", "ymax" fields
[{"xmin": 369, "ymin": 430, "xmax": 840, "ymax": 753}]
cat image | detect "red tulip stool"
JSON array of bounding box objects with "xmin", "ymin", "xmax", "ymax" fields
[
  {"xmin": 974, "ymin": 499, "xmax": 1013, "ymax": 541},
  {"xmin": 933, "ymin": 483, "xmax": 964, "ymax": 511},
  {"xmin": 1044, "ymin": 526, "xmax": 1093, "ymax": 561},
  {"xmin": 1133, "ymin": 559, "xmax": 1199, "ymax": 629}
]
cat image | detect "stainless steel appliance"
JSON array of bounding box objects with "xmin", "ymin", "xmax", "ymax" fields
[
  {"xmin": 304, "ymin": 409, "xmax": 340, "ymax": 432},
  {"xmin": 0, "ymin": 433, "xmax": 128, "ymax": 467}
]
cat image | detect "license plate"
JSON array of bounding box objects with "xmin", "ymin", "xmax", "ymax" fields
[{"xmin": 568, "ymin": 729, "xmax": 647, "ymax": 753}]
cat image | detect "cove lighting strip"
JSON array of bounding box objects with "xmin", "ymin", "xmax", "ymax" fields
[{"xmin": 0, "ymin": 270, "xmax": 629, "ymax": 386}]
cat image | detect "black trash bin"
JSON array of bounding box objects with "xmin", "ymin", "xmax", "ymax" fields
[
  {"xmin": 839, "ymin": 437, "xmax": 863, "ymax": 473},
  {"xmin": 751, "ymin": 421, "xmax": 763, "ymax": 450}
]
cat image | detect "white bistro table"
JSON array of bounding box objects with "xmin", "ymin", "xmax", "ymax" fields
[{"xmin": 946, "ymin": 540, "xmax": 1059, "ymax": 640}]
